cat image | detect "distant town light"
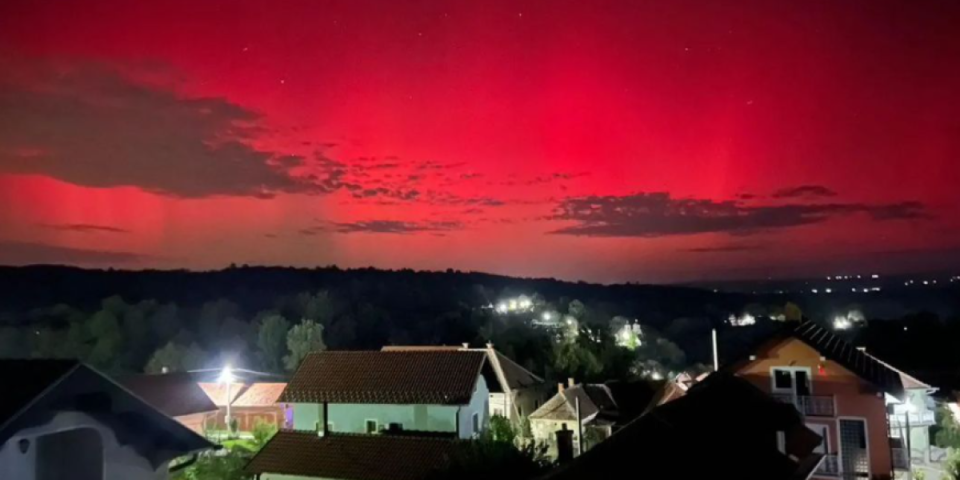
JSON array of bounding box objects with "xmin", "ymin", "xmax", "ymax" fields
[
  {"xmin": 496, "ymin": 303, "xmax": 508, "ymax": 314},
  {"xmin": 825, "ymin": 288, "xmax": 833, "ymax": 294},
  {"xmin": 871, "ymin": 274, "xmax": 880, "ymax": 279},
  {"xmin": 811, "ymin": 289, "xmax": 819, "ymax": 294},
  {"xmin": 542, "ymin": 312, "xmax": 552, "ymax": 321}
]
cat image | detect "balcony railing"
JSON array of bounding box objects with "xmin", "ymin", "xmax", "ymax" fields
[
  {"xmin": 817, "ymin": 454, "xmax": 840, "ymax": 477},
  {"xmin": 889, "ymin": 410, "xmax": 936, "ymax": 428},
  {"xmin": 892, "ymin": 448, "xmax": 909, "ymax": 470},
  {"xmin": 773, "ymin": 393, "xmax": 836, "ymax": 417}
]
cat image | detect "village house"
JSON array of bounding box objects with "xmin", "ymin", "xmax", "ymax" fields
[
  {"xmin": 279, "ymin": 350, "xmax": 491, "ymax": 438},
  {"xmin": 726, "ymin": 320, "xmax": 930, "ymax": 480},
  {"xmin": 0, "ymin": 359, "xmax": 212, "ymax": 480},
  {"xmin": 123, "ymin": 369, "xmax": 291, "ymax": 437},
  {"xmin": 382, "ymin": 344, "xmax": 548, "ymax": 427},
  {"xmin": 199, "ymin": 381, "xmax": 290, "ymax": 433},
  {"xmin": 528, "ymin": 378, "xmax": 665, "ymax": 459},
  {"xmin": 121, "ymin": 372, "xmax": 220, "ymax": 434},
  {"xmin": 543, "ymin": 372, "xmax": 825, "ymax": 480}
]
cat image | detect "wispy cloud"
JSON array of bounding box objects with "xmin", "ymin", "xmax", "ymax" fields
[
  {"xmin": 0, "ymin": 240, "xmax": 151, "ymax": 265},
  {"xmin": 683, "ymin": 244, "xmax": 766, "ymax": 253},
  {"xmin": 300, "ymin": 220, "xmax": 464, "ymax": 236},
  {"xmin": 0, "ymin": 60, "xmax": 320, "ymax": 198},
  {"xmin": 42, "ymin": 223, "xmax": 129, "ymax": 234},
  {"xmin": 550, "ymin": 192, "xmax": 928, "ymax": 237},
  {"xmin": 773, "ymin": 185, "xmax": 837, "ymax": 199}
]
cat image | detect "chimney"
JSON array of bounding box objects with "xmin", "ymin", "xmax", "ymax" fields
[
  {"xmin": 555, "ymin": 424, "xmax": 574, "ymax": 464},
  {"xmin": 558, "ymin": 383, "xmax": 565, "ymax": 394},
  {"xmin": 486, "ymin": 342, "xmax": 494, "ymax": 350},
  {"xmin": 568, "ymin": 378, "xmax": 576, "ymax": 388},
  {"xmin": 462, "ymin": 342, "xmax": 470, "ymax": 349}
]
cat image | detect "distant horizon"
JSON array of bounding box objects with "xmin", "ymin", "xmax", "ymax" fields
[{"xmin": 1, "ymin": 261, "xmax": 957, "ymax": 288}]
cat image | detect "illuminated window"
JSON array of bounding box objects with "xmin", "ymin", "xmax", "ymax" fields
[{"xmin": 472, "ymin": 412, "xmax": 480, "ymax": 434}]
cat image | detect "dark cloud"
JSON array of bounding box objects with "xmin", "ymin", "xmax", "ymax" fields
[
  {"xmin": 301, "ymin": 220, "xmax": 463, "ymax": 236},
  {"xmin": 0, "ymin": 61, "xmax": 318, "ymax": 198},
  {"xmin": 684, "ymin": 244, "xmax": 766, "ymax": 253},
  {"xmin": 550, "ymin": 192, "xmax": 928, "ymax": 238},
  {"xmin": 773, "ymin": 185, "xmax": 838, "ymax": 199},
  {"xmin": 0, "ymin": 240, "xmax": 150, "ymax": 265},
  {"xmin": 42, "ymin": 223, "xmax": 129, "ymax": 234}
]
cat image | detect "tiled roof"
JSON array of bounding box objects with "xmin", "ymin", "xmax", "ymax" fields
[
  {"xmin": 199, "ymin": 382, "xmax": 288, "ymax": 407},
  {"xmin": 281, "ymin": 351, "xmax": 486, "ymax": 405},
  {"xmin": 0, "ymin": 360, "xmax": 213, "ymax": 457},
  {"xmin": 790, "ymin": 321, "xmax": 905, "ymax": 398},
  {"xmin": 121, "ymin": 373, "xmax": 219, "ymax": 417},
  {"xmin": 543, "ymin": 373, "xmax": 824, "ymax": 480},
  {"xmin": 381, "ymin": 346, "xmax": 544, "ymax": 392},
  {"xmin": 245, "ymin": 430, "xmax": 460, "ymax": 480},
  {"xmin": 529, "ymin": 384, "xmax": 618, "ymax": 423}
]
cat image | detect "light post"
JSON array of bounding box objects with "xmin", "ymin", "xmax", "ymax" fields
[{"xmin": 219, "ymin": 366, "xmax": 235, "ymax": 438}]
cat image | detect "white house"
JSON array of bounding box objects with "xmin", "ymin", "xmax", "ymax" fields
[{"xmin": 0, "ymin": 360, "xmax": 213, "ymax": 480}]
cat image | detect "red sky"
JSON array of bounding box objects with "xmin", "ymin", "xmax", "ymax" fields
[{"xmin": 1, "ymin": 0, "xmax": 959, "ymax": 282}]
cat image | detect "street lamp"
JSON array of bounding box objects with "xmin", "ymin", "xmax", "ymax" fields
[{"xmin": 219, "ymin": 366, "xmax": 235, "ymax": 437}]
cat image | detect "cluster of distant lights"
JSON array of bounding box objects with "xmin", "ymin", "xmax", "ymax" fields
[
  {"xmin": 903, "ymin": 279, "xmax": 942, "ymax": 286},
  {"xmin": 810, "ymin": 287, "xmax": 882, "ymax": 294},
  {"xmin": 493, "ymin": 296, "xmax": 534, "ymax": 314},
  {"xmin": 728, "ymin": 313, "xmax": 757, "ymax": 327},
  {"xmin": 826, "ymin": 274, "xmax": 880, "ymax": 281}
]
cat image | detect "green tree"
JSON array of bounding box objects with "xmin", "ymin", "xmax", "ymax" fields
[
  {"xmin": 935, "ymin": 404, "xmax": 960, "ymax": 448},
  {"xmin": 171, "ymin": 448, "xmax": 251, "ymax": 480},
  {"xmin": 251, "ymin": 419, "xmax": 278, "ymax": 450},
  {"xmin": 489, "ymin": 415, "xmax": 517, "ymax": 444},
  {"xmin": 145, "ymin": 341, "xmax": 207, "ymax": 373},
  {"xmin": 428, "ymin": 431, "xmax": 549, "ymax": 480},
  {"xmin": 784, "ymin": 302, "xmax": 803, "ymax": 322},
  {"xmin": 284, "ymin": 319, "xmax": 326, "ymax": 372},
  {"xmin": 87, "ymin": 309, "xmax": 124, "ymax": 370},
  {"xmin": 256, "ymin": 314, "xmax": 290, "ymax": 373}
]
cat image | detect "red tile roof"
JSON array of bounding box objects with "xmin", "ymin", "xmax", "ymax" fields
[
  {"xmin": 280, "ymin": 351, "xmax": 486, "ymax": 405},
  {"xmin": 199, "ymin": 382, "xmax": 287, "ymax": 407},
  {"xmin": 245, "ymin": 430, "xmax": 460, "ymax": 480}
]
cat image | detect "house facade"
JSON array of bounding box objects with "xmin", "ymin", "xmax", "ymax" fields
[
  {"xmin": 529, "ymin": 381, "xmax": 619, "ymax": 459},
  {"xmin": 281, "ymin": 350, "xmax": 490, "ymax": 439},
  {"xmin": 382, "ymin": 344, "xmax": 548, "ymax": 428},
  {"xmin": 0, "ymin": 360, "xmax": 212, "ymax": 480},
  {"xmin": 199, "ymin": 382, "xmax": 290, "ymax": 433},
  {"xmin": 730, "ymin": 321, "xmax": 915, "ymax": 480}
]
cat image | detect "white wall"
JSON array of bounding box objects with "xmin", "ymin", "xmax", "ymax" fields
[
  {"xmin": 291, "ymin": 376, "xmax": 490, "ymax": 439},
  {"xmin": 0, "ymin": 411, "xmax": 170, "ymax": 480}
]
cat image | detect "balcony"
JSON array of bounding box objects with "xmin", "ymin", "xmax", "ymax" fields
[
  {"xmin": 773, "ymin": 393, "xmax": 836, "ymax": 417},
  {"xmin": 889, "ymin": 410, "xmax": 936, "ymax": 428},
  {"xmin": 816, "ymin": 454, "xmax": 840, "ymax": 477}
]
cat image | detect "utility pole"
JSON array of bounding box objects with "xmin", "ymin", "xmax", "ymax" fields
[{"xmin": 712, "ymin": 329, "xmax": 719, "ymax": 371}]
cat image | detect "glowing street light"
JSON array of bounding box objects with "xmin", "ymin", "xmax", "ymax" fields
[
  {"xmin": 542, "ymin": 312, "xmax": 552, "ymax": 321},
  {"xmin": 219, "ymin": 366, "xmax": 235, "ymax": 437}
]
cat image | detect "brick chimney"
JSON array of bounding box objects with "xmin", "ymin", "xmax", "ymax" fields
[
  {"xmin": 568, "ymin": 378, "xmax": 576, "ymax": 388},
  {"xmin": 556, "ymin": 424, "xmax": 575, "ymax": 464},
  {"xmin": 558, "ymin": 382, "xmax": 565, "ymax": 394}
]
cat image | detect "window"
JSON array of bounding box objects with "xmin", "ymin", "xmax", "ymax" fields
[
  {"xmin": 472, "ymin": 412, "xmax": 480, "ymax": 435},
  {"xmin": 772, "ymin": 368, "xmax": 812, "ymax": 395},
  {"xmin": 365, "ymin": 419, "xmax": 378, "ymax": 434},
  {"xmin": 493, "ymin": 408, "xmax": 504, "ymax": 417},
  {"xmin": 774, "ymin": 369, "xmax": 793, "ymax": 390},
  {"xmin": 326, "ymin": 422, "xmax": 335, "ymax": 432}
]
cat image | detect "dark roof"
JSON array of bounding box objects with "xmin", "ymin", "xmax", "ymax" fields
[
  {"xmin": 0, "ymin": 359, "xmax": 78, "ymax": 427},
  {"xmin": 120, "ymin": 373, "xmax": 219, "ymax": 417},
  {"xmin": 281, "ymin": 351, "xmax": 487, "ymax": 405},
  {"xmin": 732, "ymin": 321, "xmax": 905, "ymax": 399},
  {"xmin": 529, "ymin": 384, "xmax": 618, "ymax": 423},
  {"xmin": 381, "ymin": 346, "xmax": 544, "ymax": 393},
  {"xmin": 245, "ymin": 430, "xmax": 460, "ymax": 480},
  {"xmin": 542, "ymin": 372, "xmax": 824, "ymax": 480},
  {"xmin": 0, "ymin": 360, "xmax": 212, "ymax": 464},
  {"xmin": 603, "ymin": 379, "xmax": 665, "ymax": 422},
  {"xmin": 488, "ymin": 350, "xmax": 544, "ymax": 390}
]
